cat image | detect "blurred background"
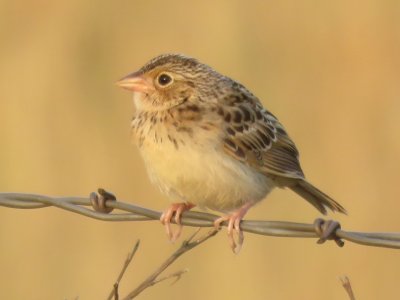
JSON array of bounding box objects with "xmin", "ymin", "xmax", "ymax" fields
[{"xmin": 1, "ymin": 0, "xmax": 399, "ymax": 299}]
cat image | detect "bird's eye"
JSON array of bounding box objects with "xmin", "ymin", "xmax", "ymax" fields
[{"xmin": 157, "ymin": 73, "xmax": 173, "ymax": 86}]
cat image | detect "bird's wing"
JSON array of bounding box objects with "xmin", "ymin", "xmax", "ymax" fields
[{"xmin": 217, "ymin": 86, "xmax": 304, "ymax": 179}]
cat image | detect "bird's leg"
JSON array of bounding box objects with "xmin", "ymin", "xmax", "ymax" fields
[
  {"xmin": 214, "ymin": 202, "xmax": 254, "ymax": 254},
  {"xmin": 160, "ymin": 202, "xmax": 195, "ymax": 242}
]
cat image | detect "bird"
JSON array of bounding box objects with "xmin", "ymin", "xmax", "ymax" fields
[{"xmin": 117, "ymin": 54, "xmax": 346, "ymax": 253}]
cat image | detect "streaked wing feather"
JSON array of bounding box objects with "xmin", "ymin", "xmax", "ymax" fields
[{"xmin": 219, "ymin": 87, "xmax": 304, "ymax": 179}]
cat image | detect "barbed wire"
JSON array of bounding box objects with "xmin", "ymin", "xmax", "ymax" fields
[{"xmin": 1, "ymin": 191, "xmax": 400, "ymax": 249}]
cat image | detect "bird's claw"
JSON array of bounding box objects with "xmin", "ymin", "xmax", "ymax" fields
[
  {"xmin": 214, "ymin": 202, "xmax": 253, "ymax": 254},
  {"xmin": 160, "ymin": 202, "xmax": 195, "ymax": 242},
  {"xmin": 214, "ymin": 214, "xmax": 244, "ymax": 254}
]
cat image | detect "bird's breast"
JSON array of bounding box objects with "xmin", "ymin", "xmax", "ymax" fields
[{"xmin": 131, "ymin": 110, "xmax": 274, "ymax": 212}]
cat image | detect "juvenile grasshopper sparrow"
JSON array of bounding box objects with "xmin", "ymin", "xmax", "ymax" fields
[{"xmin": 117, "ymin": 54, "xmax": 346, "ymax": 252}]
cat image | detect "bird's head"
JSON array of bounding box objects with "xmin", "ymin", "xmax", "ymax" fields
[{"xmin": 117, "ymin": 54, "xmax": 222, "ymax": 111}]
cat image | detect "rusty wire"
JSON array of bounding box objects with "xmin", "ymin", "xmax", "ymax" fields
[{"xmin": 1, "ymin": 191, "xmax": 400, "ymax": 249}]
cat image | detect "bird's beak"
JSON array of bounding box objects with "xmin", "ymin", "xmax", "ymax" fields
[{"xmin": 116, "ymin": 72, "xmax": 152, "ymax": 93}]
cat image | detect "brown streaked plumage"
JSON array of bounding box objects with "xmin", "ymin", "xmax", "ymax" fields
[{"xmin": 117, "ymin": 54, "xmax": 346, "ymax": 253}]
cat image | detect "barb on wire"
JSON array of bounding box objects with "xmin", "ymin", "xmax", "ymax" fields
[{"xmin": 1, "ymin": 191, "xmax": 400, "ymax": 249}]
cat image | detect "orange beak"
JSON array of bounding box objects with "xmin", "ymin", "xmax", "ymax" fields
[{"xmin": 116, "ymin": 72, "xmax": 152, "ymax": 93}]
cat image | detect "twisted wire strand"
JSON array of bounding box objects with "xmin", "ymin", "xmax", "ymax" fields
[{"xmin": 1, "ymin": 192, "xmax": 400, "ymax": 249}]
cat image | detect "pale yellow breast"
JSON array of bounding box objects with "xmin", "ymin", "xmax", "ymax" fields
[{"xmin": 137, "ymin": 123, "xmax": 275, "ymax": 212}]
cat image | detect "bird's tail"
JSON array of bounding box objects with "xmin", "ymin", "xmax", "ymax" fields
[{"xmin": 290, "ymin": 180, "xmax": 347, "ymax": 215}]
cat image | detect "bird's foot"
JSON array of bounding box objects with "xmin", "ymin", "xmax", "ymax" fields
[
  {"xmin": 160, "ymin": 202, "xmax": 195, "ymax": 242},
  {"xmin": 214, "ymin": 202, "xmax": 253, "ymax": 254}
]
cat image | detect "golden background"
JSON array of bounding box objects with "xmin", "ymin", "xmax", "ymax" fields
[{"xmin": 1, "ymin": 1, "xmax": 400, "ymax": 299}]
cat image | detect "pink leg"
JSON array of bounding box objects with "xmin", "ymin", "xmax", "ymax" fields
[
  {"xmin": 160, "ymin": 202, "xmax": 195, "ymax": 242},
  {"xmin": 214, "ymin": 202, "xmax": 254, "ymax": 254}
]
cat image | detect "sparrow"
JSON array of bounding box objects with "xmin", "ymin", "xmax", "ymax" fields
[{"xmin": 117, "ymin": 54, "xmax": 346, "ymax": 253}]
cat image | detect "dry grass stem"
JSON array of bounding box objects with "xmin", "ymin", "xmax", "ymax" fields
[
  {"xmin": 341, "ymin": 276, "xmax": 356, "ymax": 300},
  {"xmin": 107, "ymin": 240, "xmax": 141, "ymax": 300},
  {"xmin": 122, "ymin": 228, "xmax": 219, "ymax": 299}
]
